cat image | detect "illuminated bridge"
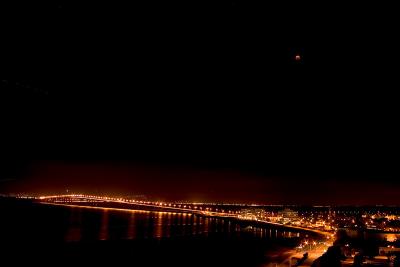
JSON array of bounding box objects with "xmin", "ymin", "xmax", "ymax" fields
[
  {"xmin": 35, "ymin": 194, "xmax": 333, "ymax": 238},
  {"xmin": 37, "ymin": 194, "xmax": 237, "ymax": 218}
]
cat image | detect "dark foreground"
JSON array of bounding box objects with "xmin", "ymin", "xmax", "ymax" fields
[{"xmin": 1, "ymin": 198, "xmax": 300, "ymax": 267}]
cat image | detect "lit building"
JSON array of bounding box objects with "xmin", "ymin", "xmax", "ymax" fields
[
  {"xmin": 238, "ymin": 208, "xmax": 266, "ymax": 221},
  {"xmin": 278, "ymin": 208, "xmax": 298, "ymax": 219},
  {"xmin": 277, "ymin": 208, "xmax": 299, "ymax": 224}
]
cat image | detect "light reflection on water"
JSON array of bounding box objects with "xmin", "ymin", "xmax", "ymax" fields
[
  {"xmin": 64, "ymin": 207, "xmax": 304, "ymax": 242},
  {"xmin": 127, "ymin": 212, "xmax": 135, "ymax": 239},
  {"xmin": 99, "ymin": 210, "xmax": 109, "ymax": 240},
  {"xmin": 65, "ymin": 207, "xmax": 82, "ymax": 242}
]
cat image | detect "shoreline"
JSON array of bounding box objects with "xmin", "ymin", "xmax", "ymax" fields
[{"xmin": 38, "ymin": 201, "xmax": 331, "ymax": 239}]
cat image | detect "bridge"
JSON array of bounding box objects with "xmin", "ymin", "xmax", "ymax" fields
[
  {"xmin": 37, "ymin": 194, "xmax": 237, "ymax": 218},
  {"xmin": 36, "ymin": 194, "xmax": 333, "ymax": 238}
]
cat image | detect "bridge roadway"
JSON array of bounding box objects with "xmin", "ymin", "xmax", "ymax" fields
[
  {"xmin": 37, "ymin": 194, "xmax": 333, "ymax": 238},
  {"xmin": 38, "ymin": 194, "xmax": 236, "ymax": 218}
]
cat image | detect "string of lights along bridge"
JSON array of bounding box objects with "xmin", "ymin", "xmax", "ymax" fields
[
  {"xmin": 36, "ymin": 194, "xmax": 333, "ymax": 238},
  {"xmin": 38, "ymin": 194, "xmax": 246, "ymax": 216}
]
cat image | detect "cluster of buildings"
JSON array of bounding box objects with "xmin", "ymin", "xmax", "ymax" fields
[
  {"xmin": 238, "ymin": 207, "xmax": 400, "ymax": 235},
  {"xmin": 238, "ymin": 208, "xmax": 267, "ymax": 221},
  {"xmin": 237, "ymin": 207, "xmax": 400, "ymax": 266}
]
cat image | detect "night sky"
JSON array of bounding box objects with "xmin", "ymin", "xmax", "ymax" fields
[{"xmin": 1, "ymin": 2, "xmax": 399, "ymax": 204}]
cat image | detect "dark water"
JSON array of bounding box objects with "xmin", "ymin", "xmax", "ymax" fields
[{"xmin": 0, "ymin": 199, "xmax": 308, "ymax": 267}]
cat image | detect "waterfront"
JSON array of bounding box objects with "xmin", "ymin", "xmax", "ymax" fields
[{"xmin": 1, "ymin": 198, "xmax": 313, "ymax": 267}]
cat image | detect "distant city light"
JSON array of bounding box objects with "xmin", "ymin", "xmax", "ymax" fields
[{"xmin": 14, "ymin": 193, "xmax": 400, "ymax": 244}]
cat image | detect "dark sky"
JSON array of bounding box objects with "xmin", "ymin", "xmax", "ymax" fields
[
  {"xmin": 1, "ymin": 2, "xmax": 399, "ymax": 204},
  {"xmin": 1, "ymin": 160, "xmax": 399, "ymax": 205}
]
